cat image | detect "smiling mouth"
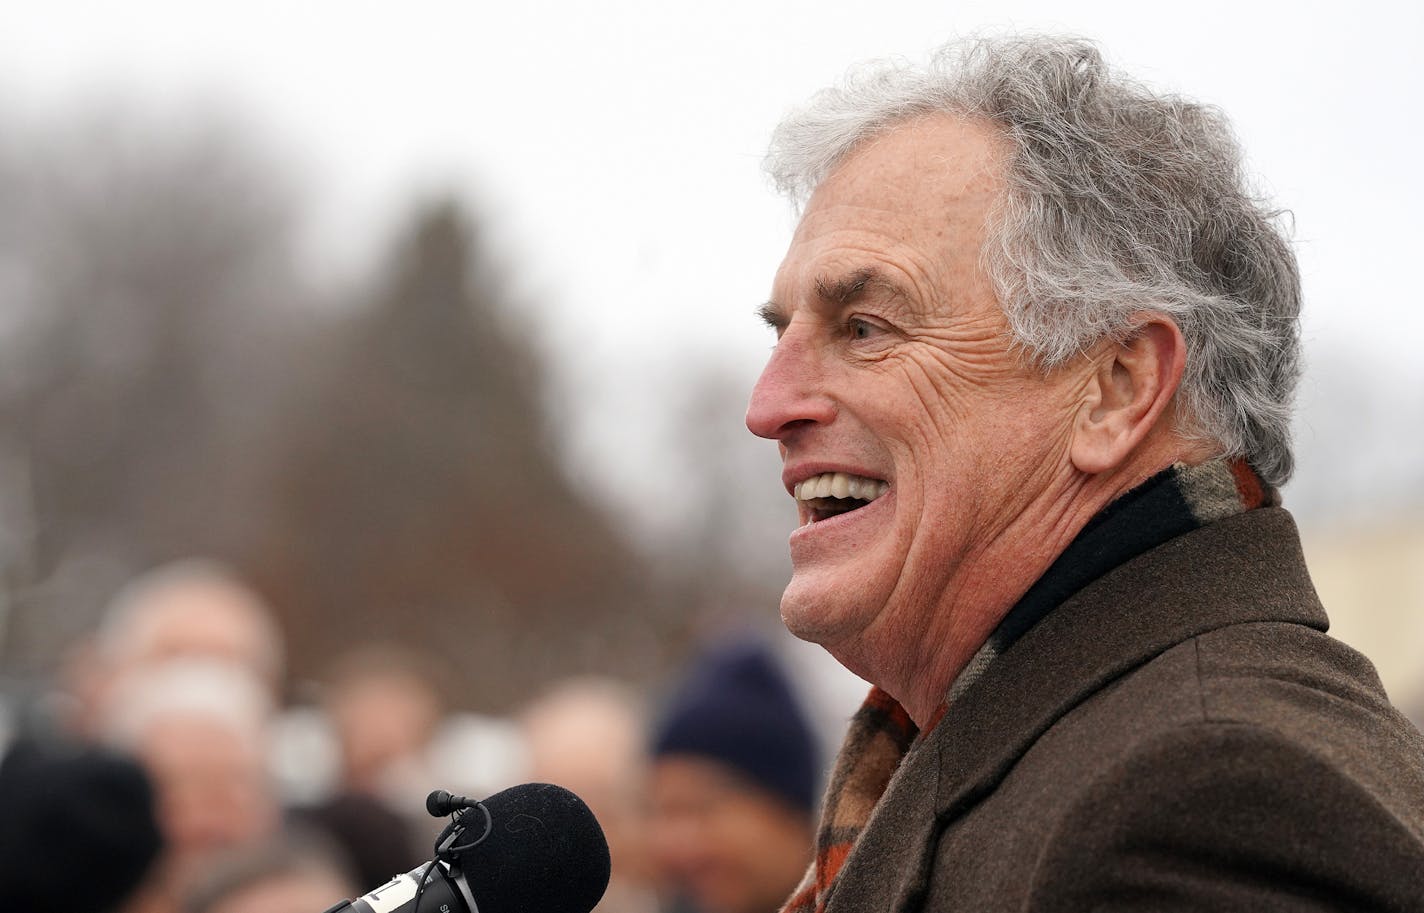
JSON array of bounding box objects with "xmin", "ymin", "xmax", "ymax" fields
[{"xmin": 794, "ymin": 471, "xmax": 890, "ymax": 522}]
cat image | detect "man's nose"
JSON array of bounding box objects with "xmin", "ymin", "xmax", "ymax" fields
[{"xmin": 745, "ymin": 330, "xmax": 835, "ymax": 441}]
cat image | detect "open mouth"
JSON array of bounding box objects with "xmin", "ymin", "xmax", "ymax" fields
[{"xmin": 794, "ymin": 471, "xmax": 889, "ymax": 523}]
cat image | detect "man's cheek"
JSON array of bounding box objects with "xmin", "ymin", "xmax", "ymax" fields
[{"xmin": 899, "ymin": 353, "xmax": 998, "ymax": 427}]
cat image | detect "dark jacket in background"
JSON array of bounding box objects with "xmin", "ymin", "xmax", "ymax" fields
[{"xmin": 0, "ymin": 738, "xmax": 163, "ymax": 913}]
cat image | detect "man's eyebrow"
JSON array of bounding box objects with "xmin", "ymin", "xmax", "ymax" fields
[
  {"xmin": 814, "ymin": 267, "xmax": 888, "ymax": 307},
  {"xmin": 758, "ymin": 267, "xmax": 897, "ymax": 331},
  {"xmin": 757, "ymin": 300, "xmax": 787, "ymax": 330}
]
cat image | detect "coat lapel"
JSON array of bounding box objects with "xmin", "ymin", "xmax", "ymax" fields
[
  {"xmin": 825, "ymin": 508, "xmax": 1326, "ymax": 912},
  {"xmin": 929, "ymin": 507, "xmax": 1327, "ymax": 821}
]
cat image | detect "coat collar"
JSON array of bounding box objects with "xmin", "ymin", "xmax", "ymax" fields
[
  {"xmin": 929, "ymin": 507, "xmax": 1325, "ymax": 818},
  {"xmin": 826, "ymin": 507, "xmax": 1326, "ymax": 911}
]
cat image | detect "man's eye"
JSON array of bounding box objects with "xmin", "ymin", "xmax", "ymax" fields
[{"xmin": 849, "ymin": 317, "xmax": 881, "ymax": 339}]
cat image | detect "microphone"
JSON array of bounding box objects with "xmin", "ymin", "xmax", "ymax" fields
[
  {"xmin": 425, "ymin": 789, "xmax": 478, "ymax": 817},
  {"xmin": 321, "ymin": 783, "xmax": 611, "ymax": 913}
]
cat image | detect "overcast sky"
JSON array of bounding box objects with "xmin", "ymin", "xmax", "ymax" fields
[{"xmin": 3, "ymin": 0, "xmax": 1420, "ymax": 539}]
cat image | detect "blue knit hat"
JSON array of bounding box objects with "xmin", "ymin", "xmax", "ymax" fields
[{"xmin": 651, "ymin": 639, "xmax": 820, "ymax": 815}]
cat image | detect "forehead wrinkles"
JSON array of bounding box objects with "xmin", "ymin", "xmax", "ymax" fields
[
  {"xmin": 776, "ymin": 221, "xmax": 990, "ymax": 327},
  {"xmin": 779, "ymin": 118, "xmax": 1008, "ymax": 322},
  {"xmin": 777, "ymin": 226, "xmax": 937, "ymax": 310}
]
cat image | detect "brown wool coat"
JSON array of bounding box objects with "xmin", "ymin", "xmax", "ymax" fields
[{"xmin": 825, "ymin": 509, "xmax": 1424, "ymax": 912}]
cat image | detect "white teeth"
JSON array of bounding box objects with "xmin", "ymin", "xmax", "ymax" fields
[{"xmin": 794, "ymin": 471, "xmax": 888, "ymax": 503}]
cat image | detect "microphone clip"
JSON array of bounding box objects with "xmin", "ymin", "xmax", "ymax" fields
[
  {"xmin": 427, "ymin": 790, "xmax": 494, "ymax": 862},
  {"xmin": 439, "ymin": 804, "xmax": 493, "ymax": 859}
]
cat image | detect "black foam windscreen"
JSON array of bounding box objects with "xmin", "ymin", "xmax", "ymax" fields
[{"xmin": 455, "ymin": 782, "xmax": 610, "ymax": 913}]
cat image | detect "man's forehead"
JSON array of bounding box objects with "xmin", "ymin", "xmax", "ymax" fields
[
  {"xmin": 790, "ymin": 203, "xmax": 921, "ymax": 247},
  {"xmin": 770, "ymin": 116, "xmax": 1006, "ymax": 317},
  {"xmin": 793, "ymin": 114, "xmax": 1007, "ymax": 240}
]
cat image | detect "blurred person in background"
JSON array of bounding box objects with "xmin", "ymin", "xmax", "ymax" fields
[
  {"xmin": 520, "ymin": 676, "xmax": 657, "ymax": 913},
  {"xmin": 289, "ymin": 644, "xmax": 439, "ymax": 888},
  {"xmin": 0, "ymin": 737, "xmax": 163, "ymax": 913},
  {"xmin": 62, "ymin": 559, "xmax": 285, "ymax": 739},
  {"xmin": 101, "ymin": 660, "xmax": 279, "ymax": 913},
  {"xmin": 181, "ymin": 833, "xmax": 356, "ymax": 913},
  {"xmin": 321, "ymin": 645, "xmax": 444, "ymax": 807},
  {"xmin": 647, "ymin": 640, "xmax": 818, "ymax": 913},
  {"xmin": 287, "ymin": 787, "xmax": 418, "ymax": 895}
]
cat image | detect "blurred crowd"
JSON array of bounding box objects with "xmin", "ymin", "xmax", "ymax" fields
[{"xmin": 0, "ymin": 559, "xmax": 826, "ymax": 913}]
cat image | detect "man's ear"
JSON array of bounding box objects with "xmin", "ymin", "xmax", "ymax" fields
[{"xmin": 1070, "ymin": 317, "xmax": 1187, "ymax": 476}]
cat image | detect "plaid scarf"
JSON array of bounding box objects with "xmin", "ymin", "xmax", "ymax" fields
[{"xmin": 780, "ymin": 458, "xmax": 1276, "ymax": 913}]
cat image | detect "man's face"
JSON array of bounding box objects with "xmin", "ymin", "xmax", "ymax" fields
[
  {"xmin": 139, "ymin": 716, "xmax": 277, "ymax": 868},
  {"xmin": 648, "ymin": 757, "xmax": 811, "ymax": 913},
  {"xmin": 746, "ymin": 115, "xmax": 1085, "ymax": 666}
]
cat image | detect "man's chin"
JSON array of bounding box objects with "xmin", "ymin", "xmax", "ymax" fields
[{"xmin": 778, "ymin": 573, "xmax": 868, "ymax": 648}]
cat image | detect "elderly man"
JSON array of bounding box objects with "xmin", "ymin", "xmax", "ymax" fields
[{"xmin": 746, "ymin": 36, "xmax": 1424, "ymax": 911}]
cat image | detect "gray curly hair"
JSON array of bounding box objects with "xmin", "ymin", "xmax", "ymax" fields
[{"xmin": 766, "ymin": 36, "xmax": 1302, "ymax": 487}]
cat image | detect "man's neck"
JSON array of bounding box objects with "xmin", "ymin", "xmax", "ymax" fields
[{"xmin": 854, "ymin": 444, "xmax": 1201, "ymax": 730}]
